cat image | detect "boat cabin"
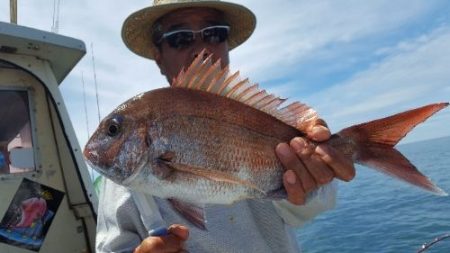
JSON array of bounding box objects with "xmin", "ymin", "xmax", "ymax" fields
[{"xmin": 0, "ymin": 22, "xmax": 97, "ymax": 253}]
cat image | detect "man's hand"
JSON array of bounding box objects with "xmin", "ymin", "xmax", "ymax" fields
[
  {"xmin": 134, "ymin": 224, "xmax": 189, "ymax": 253},
  {"xmin": 275, "ymin": 122, "xmax": 355, "ymax": 205}
]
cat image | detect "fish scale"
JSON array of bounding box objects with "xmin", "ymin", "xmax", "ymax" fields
[{"xmin": 154, "ymin": 114, "xmax": 286, "ymax": 198}]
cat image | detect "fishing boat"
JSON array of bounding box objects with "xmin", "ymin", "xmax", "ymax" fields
[{"xmin": 0, "ymin": 8, "xmax": 97, "ymax": 253}]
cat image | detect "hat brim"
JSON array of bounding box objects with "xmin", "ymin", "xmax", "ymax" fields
[{"xmin": 122, "ymin": 1, "xmax": 256, "ymax": 60}]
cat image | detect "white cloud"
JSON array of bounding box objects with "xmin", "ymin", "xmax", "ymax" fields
[
  {"xmin": 304, "ymin": 26, "xmax": 450, "ymax": 142},
  {"xmin": 231, "ymin": 0, "xmax": 441, "ymax": 81}
]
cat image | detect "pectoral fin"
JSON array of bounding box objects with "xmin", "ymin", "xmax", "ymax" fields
[
  {"xmin": 168, "ymin": 199, "xmax": 207, "ymax": 230},
  {"xmin": 162, "ymin": 161, "xmax": 266, "ymax": 195},
  {"xmin": 154, "ymin": 151, "xmax": 177, "ymax": 179}
]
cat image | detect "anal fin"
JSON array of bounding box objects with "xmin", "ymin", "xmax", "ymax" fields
[{"xmin": 168, "ymin": 199, "xmax": 207, "ymax": 230}]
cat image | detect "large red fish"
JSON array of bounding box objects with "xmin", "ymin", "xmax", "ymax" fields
[{"xmin": 84, "ymin": 55, "xmax": 448, "ymax": 229}]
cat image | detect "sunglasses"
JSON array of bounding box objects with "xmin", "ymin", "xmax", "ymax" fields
[{"xmin": 157, "ymin": 25, "xmax": 230, "ymax": 49}]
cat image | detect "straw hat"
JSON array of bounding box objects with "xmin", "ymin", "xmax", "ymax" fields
[{"xmin": 122, "ymin": 0, "xmax": 256, "ymax": 60}]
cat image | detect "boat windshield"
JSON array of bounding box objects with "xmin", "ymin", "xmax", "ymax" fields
[{"xmin": 0, "ymin": 90, "xmax": 35, "ymax": 174}]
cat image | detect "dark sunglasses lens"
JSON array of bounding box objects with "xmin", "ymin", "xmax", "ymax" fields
[
  {"xmin": 202, "ymin": 27, "xmax": 229, "ymax": 43},
  {"xmin": 166, "ymin": 31, "xmax": 195, "ymax": 48}
]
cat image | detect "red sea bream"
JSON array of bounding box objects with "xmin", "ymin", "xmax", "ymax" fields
[{"xmin": 83, "ymin": 55, "xmax": 448, "ymax": 229}]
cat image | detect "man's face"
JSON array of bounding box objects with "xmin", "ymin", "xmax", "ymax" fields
[{"xmin": 154, "ymin": 8, "xmax": 230, "ymax": 83}]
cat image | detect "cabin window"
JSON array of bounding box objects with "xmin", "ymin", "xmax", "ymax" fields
[{"xmin": 0, "ymin": 89, "xmax": 35, "ymax": 174}]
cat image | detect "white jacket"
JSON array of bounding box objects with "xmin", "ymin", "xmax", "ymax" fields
[{"xmin": 96, "ymin": 179, "xmax": 337, "ymax": 253}]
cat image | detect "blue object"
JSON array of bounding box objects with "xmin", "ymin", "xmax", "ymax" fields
[
  {"xmin": 148, "ymin": 226, "xmax": 169, "ymax": 237},
  {"xmin": 0, "ymin": 152, "xmax": 5, "ymax": 168}
]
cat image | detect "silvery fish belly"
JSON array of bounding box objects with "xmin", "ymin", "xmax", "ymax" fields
[{"xmin": 84, "ymin": 53, "xmax": 447, "ymax": 229}]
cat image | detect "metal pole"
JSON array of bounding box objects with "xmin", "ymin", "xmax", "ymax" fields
[
  {"xmin": 91, "ymin": 43, "xmax": 102, "ymax": 124},
  {"xmin": 10, "ymin": 0, "xmax": 17, "ymax": 24}
]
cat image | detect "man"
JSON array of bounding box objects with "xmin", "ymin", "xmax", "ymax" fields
[{"xmin": 96, "ymin": 1, "xmax": 355, "ymax": 252}]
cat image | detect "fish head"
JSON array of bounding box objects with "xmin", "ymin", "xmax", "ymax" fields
[{"xmin": 83, "ymin": 110, "xmax": 150, "ymax": 185}]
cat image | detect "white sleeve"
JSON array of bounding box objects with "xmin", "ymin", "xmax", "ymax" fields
[
  {"xmin": 95, "ymin": 179, "xmax": 148, "ymax": 253},
  {"xmin": 272, "ymin": 181, "xmax": 338, "ymax": 227}
]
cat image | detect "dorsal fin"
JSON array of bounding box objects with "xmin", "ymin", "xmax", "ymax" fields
[{"xmin": 172, "ymin": 50, "xmax": 319, "ymax": 131}]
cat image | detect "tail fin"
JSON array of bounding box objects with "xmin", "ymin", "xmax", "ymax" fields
[{"xmin": 337, "ymin": 103, "xmax": 448, "ymax": 196}]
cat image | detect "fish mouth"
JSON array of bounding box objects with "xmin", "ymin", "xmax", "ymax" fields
[
  {"xmin": 83, "ymin": 149, "xmax": 101, "ymax": 173},
  {"xmin": 83, "ymin": 148, "xmax": 126, "ymax": 183},
  {"xmin": 83, "ymin": 144, "xmax": 101, "ymax": 167},
  {"xmin": 83, "ymin": 146, "xmax": 95, "ymax": 163},
  {"xmin": 83, "ymin": 139, "xmax": 149, "ymax": 187}
]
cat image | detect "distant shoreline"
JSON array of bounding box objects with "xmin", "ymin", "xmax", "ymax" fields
[{"xmin": 399, "ymin": 135, "xmax": 450, "ymax": 147}]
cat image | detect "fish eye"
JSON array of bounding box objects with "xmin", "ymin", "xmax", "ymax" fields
[{"xmin": 106, "ymin": 116, "xmax": 123, "ymax": 137}]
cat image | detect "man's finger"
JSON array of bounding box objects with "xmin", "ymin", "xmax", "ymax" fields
[
  {"xmin": 291, "ymin": 139, "xmax": 334, "ymax": 186},
  {"xmin": 168, "ymin": 224, "xmax": 189, "ymax": 241},
  {"xmin": 135, "ymin": 232, "xmax": 187, "ymax": 253},
  {"xmin": 316, "ymin": 144, "xmax": 355, "ymax": 181},
  {"xmin": 303, "ymin": 154, "xmax": 334, "ymax": 185},
  {"xmin": 283, "ymin": 170, "xmax": 306, "ymax": 205},
  {"xmin": 307, "ymin": 125, "xmax": 331, "ymax": 142},
  {"xmin": 276, "ymin": 142, "xmax": 317, "ymax": 190},
  {"xmin": 289, "ymin": 138, "xmax": 317, "ymax": 192}
]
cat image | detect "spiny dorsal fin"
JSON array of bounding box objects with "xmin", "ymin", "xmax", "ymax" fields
[{"xmin": 172, "ymin": 50, "xmax": 319, "ymax": 131}]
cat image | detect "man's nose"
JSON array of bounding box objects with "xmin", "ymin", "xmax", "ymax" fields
[
  {"xmin": 190, "ymin": 34, "xmax": 212, "ymax": 61},
  {"xmin": 191, "ymin": 47, "xmax": 211, "ymax": 62}
]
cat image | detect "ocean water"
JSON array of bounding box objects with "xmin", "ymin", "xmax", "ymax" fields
[{"xmin": 297, "ymin": 136, "xmax": 450, "ymax": 253}]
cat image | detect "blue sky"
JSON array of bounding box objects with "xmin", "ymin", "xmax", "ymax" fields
[{"xmin": 1, "ymin": 0, "xmax": 449, "ymax": 148}]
